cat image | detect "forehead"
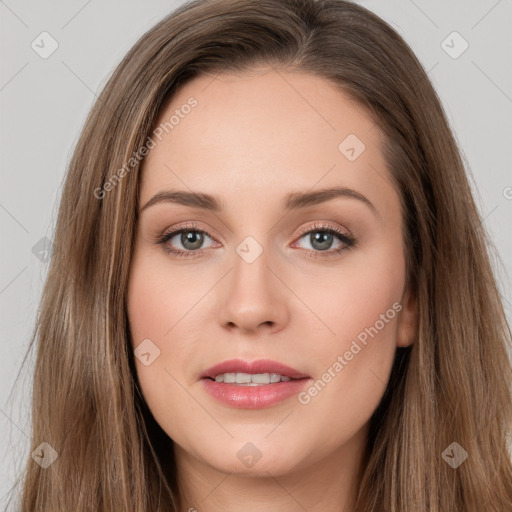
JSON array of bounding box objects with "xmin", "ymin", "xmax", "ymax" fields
[{"xmin": 140, "ymin": 67, "xmax": 395, "ymax": 215}]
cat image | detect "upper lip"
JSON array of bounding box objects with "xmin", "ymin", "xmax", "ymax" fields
[{"xmin": 200, "ymin": 359, "xmax": 310, "ymax": 380}]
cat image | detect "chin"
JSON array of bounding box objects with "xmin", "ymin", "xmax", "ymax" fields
[{"xmin": 184, "ymin": 437, "xmax": 305, "ymax": 477}]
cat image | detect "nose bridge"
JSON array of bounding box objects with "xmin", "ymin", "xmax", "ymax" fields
[
  {"xmin": 218, "ymin": 233, "xmax": 288, "ymax": 332},
  {"xmin": 231, "ymin": 234, "xmax": 274, "ymax": 300}
]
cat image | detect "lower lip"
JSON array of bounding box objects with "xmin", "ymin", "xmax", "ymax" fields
[{"xmin": 201, "ymin": 378, "xmax": 311, "ymax": 409}]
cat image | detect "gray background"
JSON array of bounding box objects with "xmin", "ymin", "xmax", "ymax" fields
[{"xmin": 1, "ymin": 0, "xmax": 511, "ymax": 506}]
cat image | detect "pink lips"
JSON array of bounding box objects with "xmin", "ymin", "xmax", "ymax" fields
[{"xmin": 200, "ymin": 358, "xmax": 311, "ymax": 409}]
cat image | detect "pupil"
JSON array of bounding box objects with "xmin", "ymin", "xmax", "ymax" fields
[
  {"xmin": 182, "ymin": 231, "xmax": 203, "ymax": 250},
  {"xmin": 311, "ymin": 232, "xmax": 332, "ymax": 251}
]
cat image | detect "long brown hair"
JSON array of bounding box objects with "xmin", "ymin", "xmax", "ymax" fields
[{"xmin": 8, "ymin": 0, "xmax": 512, "ymax": 510}]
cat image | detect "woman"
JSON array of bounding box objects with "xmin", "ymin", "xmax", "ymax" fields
[{"xmin": 12, "ymin": 0, "xmax": 512, "ymax": 510}]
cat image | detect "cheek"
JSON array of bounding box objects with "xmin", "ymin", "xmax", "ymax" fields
[
  {"xmin": 126, "ymin": 255, "xmax": 192, "ymax": 441},
  {"xmin": 126, "ymin": 246, "xmax": 210, "ymax": 421},
  {"xmin": 127, "ymin": 247, "xmax": 204, "ymax": 345},
  {"xmin": 302, "ymin": 228, "xmax": 405, "ymax": 349},
  {"xmin": 294, "ymin": 239, "xmax": 405, "ymax": 439}
]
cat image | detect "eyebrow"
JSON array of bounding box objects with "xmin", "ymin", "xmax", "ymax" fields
[{"xmin": 140, "ymin": 186, "xmax": 378, "ymax": 216}]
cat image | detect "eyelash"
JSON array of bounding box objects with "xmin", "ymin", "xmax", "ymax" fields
[{"xmin": 155, "ymin": 221, "xmax": 356, "ymax": 259}]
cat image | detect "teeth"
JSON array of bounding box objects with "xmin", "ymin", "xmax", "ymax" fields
[
  {"xmin": 213, "ymin": 372, "xmax": 292, "ymax": 385},
  {"xmin": 252, "ymin": 373, "xmax": 270, "ymax": 384},
  {"xmin": 236, "ymin": 373, "xmax": 252, "ymax": 384}
]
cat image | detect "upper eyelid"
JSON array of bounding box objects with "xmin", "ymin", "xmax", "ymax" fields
[{"xmin": 161, "ymin": 222, "xmax": 352, "ymax": 245}]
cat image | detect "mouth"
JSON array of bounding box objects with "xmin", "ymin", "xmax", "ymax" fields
[
  {"xmin": 205, "ymin": 372, "xmax": 299, "ymax": 386},
  {"xmin": 199, "ymin": 359, "xmax": 311, "ymax": 408}
]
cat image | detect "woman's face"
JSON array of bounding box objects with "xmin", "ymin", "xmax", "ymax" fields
[{"xmin": 127, "ymin": 67, "xmax": 417, "ymax": 479}]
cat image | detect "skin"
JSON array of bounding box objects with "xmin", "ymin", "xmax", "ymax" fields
[{"xmin": 127, "ymin": 67, "xmax": 418, "ymax": 512}]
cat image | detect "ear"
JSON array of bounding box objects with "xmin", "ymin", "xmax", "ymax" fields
[{"xmin": 396, "ymin": 285, "xmax": 418, "ymax": 347}]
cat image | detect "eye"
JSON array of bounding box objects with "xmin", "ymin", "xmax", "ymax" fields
[
  {"xmin": 156, "ymin": 223, "xmax": 218, "ymax": 257},
  {"xmin": 291, "ymin": 222, "xmax": 356, "ymax": 257}
]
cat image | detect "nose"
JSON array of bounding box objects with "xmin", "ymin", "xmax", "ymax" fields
[{"xmin": 218, "ymin": 247, "xmax": 290, "ymax": 334}]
